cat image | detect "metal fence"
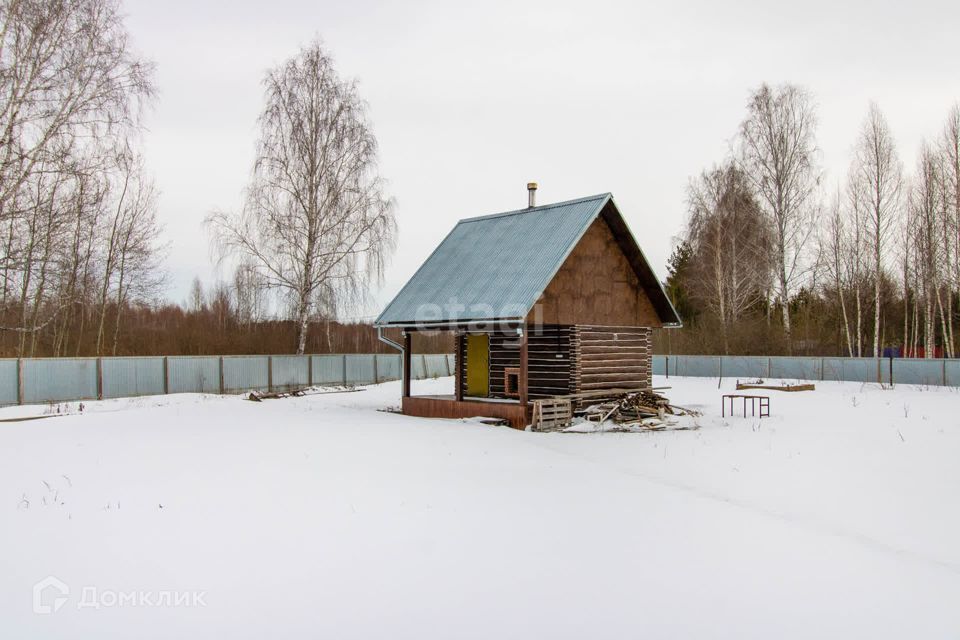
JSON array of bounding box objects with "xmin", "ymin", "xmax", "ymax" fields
[
  {"xmin": 0, "ymin": 353, "xmax": 454, "ymax": 407},
  {"xmin": 653, "ymin": 355, "xmax": 960, "ymax": 387},
  {"xmin": 5, "ymin": 352, "xmax": 956, "ymax": 407}
]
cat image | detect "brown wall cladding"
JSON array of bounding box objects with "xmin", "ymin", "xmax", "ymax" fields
[
  {"xmin": 527, "ymin": 217, "xmax": 662, "ymax": 328},
  {"xmin": 571, "ymin": 326, "xmax": 652, "ymax": 394}
]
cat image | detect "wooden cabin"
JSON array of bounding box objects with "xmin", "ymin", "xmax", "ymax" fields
[{"xmin": 375, "ymin": 188, "xmax": 681, "ymax": 429}]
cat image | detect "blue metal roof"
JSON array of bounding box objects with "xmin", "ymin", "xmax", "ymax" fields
[{"xmin": 375, "ymin": 193, "xmax": 681, "ymax": 327}]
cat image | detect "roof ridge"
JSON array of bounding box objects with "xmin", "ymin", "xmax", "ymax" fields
[{"xmin": 458, "ymin": 192, "xmax": 611, "ymax": 224}]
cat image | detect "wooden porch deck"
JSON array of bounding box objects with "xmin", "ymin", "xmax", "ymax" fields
[{"xmin": 402, "ymin": 395, "xmax": 530, "ymax": 429}]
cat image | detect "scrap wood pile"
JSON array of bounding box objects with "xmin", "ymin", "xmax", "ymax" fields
[
  {"xmin": 735, "ymin": 379, "xmax": 815, "ymax": 392},
  {"xmin": 247, "ymin": 386, "xmax": 363, "ymax": 401},
  {"xmin": 575, "ymin": 390, "xmax": 701, "ymax": 432},
  {"xmin": 248, "ymin": 388, "xmax": 308, "ymax": 401}
]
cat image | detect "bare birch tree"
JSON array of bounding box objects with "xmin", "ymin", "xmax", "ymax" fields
[
  {"xmin": 908, "ymin": 145, "xmax": 945, "ymax": 358},
  {"xmin": 233, "ymin": 262, "xmax": 266, "ymax": 330},
  {"xmin": 0, "ymin": 0, "xmax": 152, "ymax": 224},
  {"xmin": 738, "ymin": 84, "xmax": 821, "ymax": 353},
  {"xmin": 207, "ymin": 39, "xmax": 396, "ymax": 354},
  {"xmin": 938, "ymin": 105, "xmax": 960, "ymax": 357},
  {"xmin": 0, "ymin": 0, "xmax": 156, "ymax": 353},
  {"xmin": 823, "ymin": 189, "xmax": 855, "ymax": 356},
  {"xmin": 848, "ymin": 104, "xmax": 902, "ymax": 357},
  {"xmin": 686, "ymin": 163, "xmax": 772, "ymax": 353}
]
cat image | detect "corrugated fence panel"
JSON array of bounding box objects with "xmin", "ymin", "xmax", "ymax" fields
[
  {"xmin": 946, "ymin": 360, "xmax": 960, "ymax": 387},
  {"xmin": 820, "ymin": 358, "xmax": 843, "ymax": 381},
  {"xmin": 821, "ymin": 357, "xmax": 882, "ymax": 383},
  {"xmin": 652, "ymin": 355, "xmax": 666, "ymax": 376},
  {"xmin": 769, "ymin": 356, "xmax": 821, "ymax": 381},
  {"xmin": 672, "ymin": 355, "xmax": 721, "ymax": 378},
  {"xmin": 13, "ymin": 353, "xmax": 960, "ymax": 406},
  {"xmin": 423, "ymin": 354, "xmax": 449, "ymax": 378},
  {"xmin": 23, "ymin": 358, "xmax": 97, "ymax": 403},
  {"xmin": 167, "ymin": 356, "xmax": 220, "ymax": 394},
  {"xmin": 346, "ymin": 355, "xmax": 376, "ymax": 385},
  {"xmin": 721, "ymin": 356, "xmax": 769, "ymax": 378},
  {"xmin": 223, "ymin": 356, "xmax": 269, "ymax": 392},
  {"xmin": 313, "ymin": 355, "xmax": 346, "ymax": 385},
  {"xmin": 0, "ymin": 359, "xmax": 19, "ymax": 406},
  {"xmin": 893, "ymin": 358, "xmax": 946, "ymax": 386},
  {"xmin": 375, "ymin": 354, "xmax": 401, "ymax": 382},
  {"xmin": 272, "ymin": 355, "xmax": 309, "ymax": 390},
  {"xmin": 411, "ymin": 355, "xmax": 426, "ymax": 380},
  {"xmin": 844, "ymin": 358, "xmax": 884, "ymax": 383},
  {"xmin": 878, "ymin": 359, "xmax": 892, "ymax": 384},
  {"xmin": 101, "ymin": 357, "xmax": 165, "ymax": 399}
]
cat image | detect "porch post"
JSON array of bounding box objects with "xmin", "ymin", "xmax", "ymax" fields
[
  {"xmin": 519, "ymin": 323, "xmax": 529, "ymax": 408},
  {"xmin": 402, "ymin": 331, "xmax": 412, "ymax": 398},
  {"xmin": 454, "ymin": 332, "xmax": 464, "ymax": 401}
]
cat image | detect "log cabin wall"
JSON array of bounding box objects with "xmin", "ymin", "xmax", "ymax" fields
[
  {"xmin": 487, "ymin": 326, "xmax": 572, "ymax": 399},
  {"xmin": 458, "ymin": 325, "xmax": 651, "ymax": 400},
  {"xmin": 456, "ymin": 332, "xmax": 468, "ymax": 397},
  {"xmin": 528, "ymin": 325, "xmax": 573, "ymax": 398},
  {"xmin": 570, "ymin": 325, "xmax": 652, "ymax": 395},
  {"xmin": 487, "ymin": 332, "xmax": 517, "ymax": 398}
]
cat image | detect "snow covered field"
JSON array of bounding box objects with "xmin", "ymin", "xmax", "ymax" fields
[{"xmin": 1, "ymin": 375, "xmax": 959, "ymax": 638}]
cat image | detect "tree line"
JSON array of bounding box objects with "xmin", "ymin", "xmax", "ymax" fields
[
  {"xmin": 0, "ymin": 0, "xmax": 162, "ymax": 357},
  {"xmin": 0, "ymin": 0, "xmax": 400, "ymax": 357},
  {"xmin": 660, "ymin": 84, "xmax": 959, "ymax": 358},
  {"xmin": 4, "ymin": 3, "xmax": 956, "ymax": 360}
]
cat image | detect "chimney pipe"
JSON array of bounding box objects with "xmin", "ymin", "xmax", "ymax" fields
[{"xmin": 527, "ymin": 182, "xmax": 538, "ymax": 208}]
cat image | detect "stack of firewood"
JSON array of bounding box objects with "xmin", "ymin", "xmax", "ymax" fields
[{"xmin": 579, "ymin": 390, "xmax": 700, "ymax": 430}]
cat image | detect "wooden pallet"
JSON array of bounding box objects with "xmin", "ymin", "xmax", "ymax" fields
[{"xmin": 531, "ymin": 398, "xmax": 573, "ymax": 431}]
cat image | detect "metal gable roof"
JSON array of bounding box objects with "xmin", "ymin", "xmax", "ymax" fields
[{"xmin": 375, "ymin": 193, "xmax": 682, "ymax": 327}]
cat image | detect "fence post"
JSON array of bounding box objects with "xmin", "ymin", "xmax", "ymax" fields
[
  {"xmin": 944, "ymin": 359, "xmax": 947, "ymax": 386},
  {"xmin": 717, "ymin": 356, "xmax": 722, "ymax": 381},
  {"xmin": 820, "ymin": 357, "xmax": 824, "ymax": 381},
  {"xmin": 219, "ymin": 356, "xmax": 225, "ymax": 394},
  {"xmin": 373, "ymin": 354, "xmax": 379, "ymax": 384},
  {"xmin": 889, "ymin": 356, "xmax": 894, "ymax": 387},
  {"xmin": 665, "ymin": 355, "xmax": 669, "ymax": 379},
  {"xmin": 767, "ymin": 356, "xmax": 772, "ymax": 378},
  {"xmin": 96, "ymin": 357, "xmax": 103, "ymax": 400},
  {"xmin": 421, "ymin": 354, "xmax": 427, "ymax": 380},
  {"xmin": 342, "ymin": 354, "xmax": 347, "ymax": 385},
  {"xmin": 267, "ymin": 356, "xmax": 273, "ymax": 392},
  {"xmin": 16, "ymin": 357, "xmax": 23, "ymax": 405},
  {"xmin": 308, "ymin": 355, "xmax": 313, "ymax": 387},
  {"xmin": 445, "ymin": 354, "xmax": 451, "ymax": 377},
  {"xmin": 163, "ymin": 356, "xmax": 169, "ymax": 394}
]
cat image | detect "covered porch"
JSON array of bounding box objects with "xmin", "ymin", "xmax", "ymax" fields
[{"xmin": 400, "ymin": 323, "xmax": 533, "ymax": 430}]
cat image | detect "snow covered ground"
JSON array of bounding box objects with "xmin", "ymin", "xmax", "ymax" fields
[{"xmin": 1, "ymin": 375, "xmax": 958, "ymax": 638}]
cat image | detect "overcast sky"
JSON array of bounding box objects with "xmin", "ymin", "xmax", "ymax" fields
[{"xmin": 125, "ymin": 0, "xmax": 959, "ymax": 318}]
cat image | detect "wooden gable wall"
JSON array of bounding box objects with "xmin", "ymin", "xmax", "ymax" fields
[{"xmin": 527, "ymin": 216, "xmax": 662, "ymax": 328}]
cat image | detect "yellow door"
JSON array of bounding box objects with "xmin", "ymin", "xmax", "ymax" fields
[{"xmin": 465, "ymin": 334, "xmax": 489, "ymax": 397}]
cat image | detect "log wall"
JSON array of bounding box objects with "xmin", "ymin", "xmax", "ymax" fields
[
  {"xmin": 571, "ymin": 325, "xmax": 652, "ymax": 393},
  {"xmin": 487, "ymin": 326, "xmax": 572, "ymax": 400},
  {"xmin": 455, "ymin": 325, "xmax": 651, "ymax": 400}
]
